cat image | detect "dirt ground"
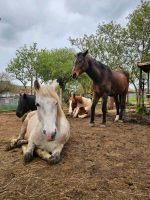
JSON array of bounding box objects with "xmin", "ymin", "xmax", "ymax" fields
[{"xmin": 0, "ymin": 111, "xmax": 150, "ymax": 200}]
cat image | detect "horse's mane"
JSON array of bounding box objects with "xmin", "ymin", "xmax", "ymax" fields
[
  {"xmin": 89, "ymin": 56, "xmax": 111, "ymax": 72},
  {"xmin": 38, "ymin": 85, "xmax": 63, "ymax": 117},
  {"xmin": 77, "ymin": 52, "xmax": 109, "ymax": 70}
]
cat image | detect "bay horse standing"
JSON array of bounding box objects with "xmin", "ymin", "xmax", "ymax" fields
[
  {"xmin": 7, "ymin": 80, "xmax": 70, "ymax": 164},
  {"xmin": 68, "ymin": 94, "xmax": 92, "ymax": 118},
  {"xmin": 72, "ymin": 50, "xmax": 129, "ymax": 127}
]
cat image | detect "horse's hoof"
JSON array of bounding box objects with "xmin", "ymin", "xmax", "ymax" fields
[
  {"xmin": 5, "ymin": 141, "xmax": 18, "ymax": 151},
  {"xmin": 89, "ymin": 122, "xmax": 95, "ymax": 127},
  {"xmin": 100, "ymin": 124, "xmax": 106, "ymax": 128},
  {"xmin": 5, "ymin": 143, "xmax": 14, "ymax": 151},
  {"xmin": 114, "ymin": 115, "xmax": 119, "ymax": 122},
  {"xmin": 24, "ymin": 152, "xmax": 33, "ymax": 163},
  {"xmin": 49, "ymin": 153, "xmax": 60, "ymax": 165},
  {"xmin": 118, "ymin": 120, "xmax": 123, "ymax": 123}
]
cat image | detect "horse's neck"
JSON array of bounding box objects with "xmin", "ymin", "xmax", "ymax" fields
[
  {"xmin": 28, "ymin": 96, "xmax": 35, "ymax": 104},
  {"xmin": 86, "ymin": 57, "xmax": 102, "ymax": 82}
]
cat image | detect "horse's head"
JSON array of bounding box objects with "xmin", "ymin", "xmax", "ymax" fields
[
  {"xmin": 34, "ymin": 80, "xmax": 60, "ymax": 142},
  {"xmin": 16, "ymin": 93, "xmax": 30, "ymax": 118},
  {"xmin": 68, "ymin": 93, "xmax": 78, "ymax": 115},
  {"xmin": 72, "ymin": 50, "xmax": 89, "ymax": 79}
]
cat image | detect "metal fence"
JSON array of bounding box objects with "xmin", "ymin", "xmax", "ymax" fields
[
  {"xmin": 0, "ymin": 92, "xmax": 149, "ymax": 111},
  {"xmin": 0, "ymin": 96, "xmax": 19, "ymax": 111}
]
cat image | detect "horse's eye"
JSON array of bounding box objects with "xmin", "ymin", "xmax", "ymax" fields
[
  {"xmin": 36, "ymin": 103, "xmax": 40, "ymax": 107},
  {"xmin": 78, "ymin": 59, "xmax": 82, "ymax": 64},
  {"xmin": 55, "ymin": 101, "xmax": 58, "ymax": 105}
]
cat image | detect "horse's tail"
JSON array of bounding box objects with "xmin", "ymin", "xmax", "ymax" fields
[{"xmin": 122, "ymin": 71, "xmax": 129, "ymax": 83}]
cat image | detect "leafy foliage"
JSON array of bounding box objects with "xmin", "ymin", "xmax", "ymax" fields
[
  {"xmin": 6, "ymin": 43, "xmax": 38, "ymax": 93},
  {"xmin": 0, "ymin": 72, "xmax": 16, "ymax": 94},
  {"xmin": 69, "ymin": 0, "xmax": 150, "ymax": 104}
]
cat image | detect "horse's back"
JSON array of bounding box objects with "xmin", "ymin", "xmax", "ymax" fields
[
  {"xmin": 112, "ymin": 71, "xmax": 129, "ymax": 94},
  {"xmin": 82, "ymin": 97, "xmax": 92, "ymax": 110}
]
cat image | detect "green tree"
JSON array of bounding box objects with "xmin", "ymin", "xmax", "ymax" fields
[
  {"xmin": 0, "ymin": 72, "xmax": 16, "ymax": 94},
  {"xmin": 125, "ymin": 0, "xmax": 150, "ymax": 103},
  {"xmin": 6, "ymin": 43, "xmax": 38, "ymax": 94},
  {"xmin": 69, "ymin": 0, "xmax": 150, "ymax": 104},
  {"xmin": 127, "ymin": 0, "xmax": 150, "ymax": 62},
  {"xmin": 36, "ymin": 48, "xmax": 75, "ymax": 102}
]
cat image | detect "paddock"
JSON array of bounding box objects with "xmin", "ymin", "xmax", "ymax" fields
[{"xmin": 0, "ymin": 111, "xmax": 150, "ymax": 200}]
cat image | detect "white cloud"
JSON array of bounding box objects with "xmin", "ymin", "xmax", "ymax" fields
[{"xmin": 0, "ymin": 0, "xmax": 142, "ymax": 73}]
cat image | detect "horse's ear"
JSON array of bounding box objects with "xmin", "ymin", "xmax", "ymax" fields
[
  {"xmin": 23, "ymin": 93, "xmax": 27, "ymax": 98},
  {"xmin": 73, "ymin": 93, "xmax": 75, "ymax": 98},
  {"xmin": 50, "ymin": 79, "xmax": 59, "ymax": 91},
  {"xmin": 83, "ymin": 50, "xmax": 88, "ymax": 57},
  {"xmin": 34, "ymin": 80, "xmax": 40, "ymax": 90}
]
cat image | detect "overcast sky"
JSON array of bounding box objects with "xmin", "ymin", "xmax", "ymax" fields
[{"xmin": 0, "ymin": 0, "xmax": 143, "ymax": 73}]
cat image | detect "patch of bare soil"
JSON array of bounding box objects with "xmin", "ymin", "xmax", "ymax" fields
[{"xmin": 0, "ymin": 112, "xmax": 150, "ymax": 200}]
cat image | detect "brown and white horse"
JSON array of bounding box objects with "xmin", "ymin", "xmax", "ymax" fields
[
  {"xmin": 7, "ymin": 80, "xmax": 70, "ymax": 164},
  {"xmin": 68, "ymin": 94, "xmax": 92, "ymax": 118}
]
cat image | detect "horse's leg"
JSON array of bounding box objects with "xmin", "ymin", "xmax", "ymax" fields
[
  {"xmin": 23, "ymin": 140, "xmax": 35, "ymax": 163},
  {"xmin": 50, "ymin": 144, "xmax": 64, "ymax": 164},
  {"xmin": 5, "ymin": 117, "xmax": 28, "ymax": 151},
  {"xmin": 119, "ymin": 93, "xmax": 126, "ymax": 122},
  {"xmin": 35, "ymin": 148, "xmax": 51, "ymax": 161},
  {"xmin": 22, "ymin": 144, "xmax": 27, "ymax": 154},
  {"xmin": 17, "ymin": 119, "xmax": 28, "ymax": 141},
  {"xmin": 114, "ymin": 95, "xmax": 120, "ymax": 122},
  {"xmin": 90, "ymin": 93, "xmax": 99, "ymax": 126},
  {"xmin": 5, "ymin": 138, "xmax": 27, "ymax": 151},
  {"xmin": 73, "ymin": 107, "xmax": 79, "ymax": 118},
  {"xmin": 101, "ymin": 94, "xmax": 108, "ymax": 127},
  {"xmin": 78, "ymin": 113, "xmax": 88, "ymax": 118}
]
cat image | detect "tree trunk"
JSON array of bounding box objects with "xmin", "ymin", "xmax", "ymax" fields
[
  {"xmin": 131, "ymin": 81, "xmax": 139, "ymax": 105},
  {"xmin": 108, "ymin": 97, "xmax": 114, "ymax": 110},
  {"xmin": 31, "ymin": 76, "xmax": 33, "ymax": 94}
]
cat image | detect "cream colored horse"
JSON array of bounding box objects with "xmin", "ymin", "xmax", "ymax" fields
[{"xmin": 8, "ymin": 80, "xmax": 70, "ymax": 164}]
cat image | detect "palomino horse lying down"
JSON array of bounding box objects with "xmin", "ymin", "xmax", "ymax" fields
[
  {"xmin": 68, "ymin": 94, "xmax": 92, "ymax": 118},
  {"xmin": 7, "ymin": 80, "xmax": 70, "ymax": 164}
]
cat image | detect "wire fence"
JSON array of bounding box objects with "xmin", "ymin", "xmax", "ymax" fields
[
  {"xmin": 0, "ymin": 92, "xmax": 149, "ymax": 112},
  {"xmin": 0, "ymin": 96, "xmax": 19, "ymax": 111}
]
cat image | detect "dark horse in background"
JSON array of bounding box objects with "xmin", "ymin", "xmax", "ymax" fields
[
  {"xmin": 72, "ymin": 50, "xmax": 129, "ymax": 127},
  {"xmin": 16, "ymin": 93, "xmax": 36, "ymax": 118}
]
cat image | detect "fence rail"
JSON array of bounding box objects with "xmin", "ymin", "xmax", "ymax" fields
[
  {"xmin": 0, "ymin": 96, "xmax": 19, "ymax": 111},
  {"xmin": 0, "ymin": 92, "xmax": 149, "ymax": 112}
]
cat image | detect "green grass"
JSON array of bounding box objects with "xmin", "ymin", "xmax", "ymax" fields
[
  {"xmin": 127, "ymin": 97, "xmax": 137, "ymax": 105},
  {"xmin": 0, "ymin": 105, "xmax": 17, "ymax": 112}
]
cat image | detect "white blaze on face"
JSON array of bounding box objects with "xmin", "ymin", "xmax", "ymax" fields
[
  {"xmin": 36, "ymin": 95, "xmax": 58, "ymax": 139},
  {"xmin": 68, "ymin": 100, "xmax": 73, "ymax": 114}
]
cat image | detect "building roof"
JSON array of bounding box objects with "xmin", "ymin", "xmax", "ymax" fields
[{"xmin": 137, "ymin": 62, "xmax": 150, "ymax": 72}]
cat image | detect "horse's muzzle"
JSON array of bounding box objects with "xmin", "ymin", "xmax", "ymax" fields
[
  {"xmin": 16, "ymin": 111, "xmax": 23, "ymax": 118},
  {"xmin": 43, "ymin": 130, "xmax": 57, "ymax": 141}
]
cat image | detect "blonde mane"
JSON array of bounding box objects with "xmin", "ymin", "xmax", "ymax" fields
[{"xmin": 37, "ymin": 85, "xmax": 64, "ymax": 117}]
